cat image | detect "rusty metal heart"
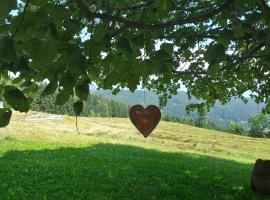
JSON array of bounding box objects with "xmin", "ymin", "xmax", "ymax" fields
[{"xmin": 129, "ymin": 105, "xmax": 161, "ymax": 138}]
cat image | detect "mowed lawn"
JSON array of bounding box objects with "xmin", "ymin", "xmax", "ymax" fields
[{"xmin": 0, "ymin": 112, "xmax": 270, "ymax": 199}]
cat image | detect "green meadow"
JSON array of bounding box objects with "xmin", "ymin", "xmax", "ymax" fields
[{"xmin": 0, "ymin": 112, "xmax": 269, "ymax": 199}]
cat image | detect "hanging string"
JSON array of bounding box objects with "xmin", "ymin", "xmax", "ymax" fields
[
  {"xmin": 143, "ymin": 88, "xmax": 146, "ymax": 107},
  {"xmin": 75, "ymin": 115, "xmax": 80, "ymax": 135},
  {"xmin": 143, "ymin": 88, "xmax": 148, "ymax": 142}
]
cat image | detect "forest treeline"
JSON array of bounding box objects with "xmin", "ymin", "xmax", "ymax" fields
[{"xmin": 31, "ymin": 89, "xmax": 129, "ymax": 118}]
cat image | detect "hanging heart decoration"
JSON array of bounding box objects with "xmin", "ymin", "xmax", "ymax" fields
[{"xmin": 129, "ymin": 105, "xmax": 161, "ymax": 138}]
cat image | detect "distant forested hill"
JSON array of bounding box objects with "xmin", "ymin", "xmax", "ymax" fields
[
  {"xmin": 93, "ymin": 89, "xmax": 264, "ymax": 128},
  {"xmin": 32, "ymin": 89, "xmax": 129, "ymax": 118}
]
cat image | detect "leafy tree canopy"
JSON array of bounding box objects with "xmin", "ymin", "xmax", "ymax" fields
[
  {"xmin": 0, "ymin": 0, "xmax": 270, "ymax": 126},
  {"xmin": 248, "ymin": 113, "xmax": 270, "ymax": 137}
]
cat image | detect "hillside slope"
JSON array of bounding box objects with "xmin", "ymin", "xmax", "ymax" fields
[
  {"xmin": 0, "ymin": 112, "xmax": 269, "ymax": 199},
  {"xmin": 94, "ymin": 89, "xmax": 265, "ymax": 128}
]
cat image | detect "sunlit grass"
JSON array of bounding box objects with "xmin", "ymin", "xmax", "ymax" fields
[{"xmin": 1, "ymin": 111, "xmax": 269, "ymax": 162}]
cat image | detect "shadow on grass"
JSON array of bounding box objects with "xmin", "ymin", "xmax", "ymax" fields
[{"xmin": 0, "ymin": 143, "xmax": 266, "ymax": 200}]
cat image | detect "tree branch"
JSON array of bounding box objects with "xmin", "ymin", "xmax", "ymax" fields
[
  {"xmin": 173, "ymin": 42, "xmax": 265, "ymax": 77},
  {"xmin": 13, "ymin": 0, "xmax": 30, "ymax": 38},
  {"xmin": 230, "ymin": 42, "xmax": 266, "ymax": 67},
  {"xmin": 113, "ymin": 1, "xmax": 154, "ymax": 11},
  {"xmin": 91, "ymin": 0, "xmax": 153, "ymax": 12},
  {"xmin": 172, "ymin": 69, "xmax": 206, "ymax": 76},
  {"xmin": 258, "ymin": 0, "xmax": 270, "ymax": 12},
  {"xmin": 74, "ymin": 0, "xmax": 234, "ymax": 30}
]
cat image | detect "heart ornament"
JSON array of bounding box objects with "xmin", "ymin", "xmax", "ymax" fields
[{"xmin": 129, "ymin": 105, "xmax": 161, "ymax": 138}]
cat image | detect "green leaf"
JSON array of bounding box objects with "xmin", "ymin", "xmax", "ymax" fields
[
  {"xmin": 155, "ymin": 49, "xmax": 169, "ymax": 62},
  {"xmin": 64, "ymin": 49, "xmax": 87, "ymax": 75},
  {"xmin": 205, "ymin": 43, "xmax": 225, "ymax": 64},
  {"xmin": 73, "ymin": 100, "xmax": 83, "ymax": 116},
  {"xmin": 41, "ymin": 81, "xmax": 58, "ymax": 96},
  {"xmin": 47, "ymin": 4, "xmax": 69, "ymax": 22},
  {"xmin": 63, "ymin": 19, "xmax": 81, "ymax": 35},
  {"xmin": 117, "ymin": 37, "xmax": 133, "ymax": 55},
  {"xmin": 233, "ymin": 0, "xmax": 249, "ymax": 10},
  {"xmin": 233, "ymin": 25, "xmax": 253, "ymax": 39},
  {"xmin": 207, "ymin": 63, "xmax": 220, "ymax": 75},
  {"xmin": 131, "ymin": 34, "xmax": 144, "ymax": 47},
  {"xmin": 92, "ymin": 25, "xmax": 107, "ymax": 43},
  {"xmin": 21, "ymin": 81, "xmax": 39, "ymax": 94},
  {"xmin": 3, "ymin": 86, "xmax": 30, "ymax": 112},
  {"xmin": 0, "ymin": 35, "xmax": 17, "ymax": 62},
  {"xmin": 30, "ymin": 0, "xmax": 48, "ymax": 7},
  {"xmin": 23, "ymin": 38, "xmax": 57, "ymax": 64},
  {"xmin": 154, "ymin": 0, "xmax": 171, "ymax": 13},
  {"xmin": 12, "ymin": 76, "xmax": 23, "ymax": 84},
  {"xmin": 233, "ymin": 26, "xmax": 245, "ymax": 38},
  {"xmin": 60, "ymin": 72, "xmax": 75, "ymax": 92},
  {"xmin": 55, "ymin": 90, "xmax": 70, "ymax": 106},
  {"xmin": 160, "ymin": 43, "xmax": 173, "ymax": 55},
  {"xmin": 0, "ymin": 108, "xmax": 12, "ymax": 128},
  {"xmin": 218, "ymin": 30, "xmax": 233, "ymax": 46},
  {"xmin": 48, "ymin": 22, "xmax": 58, "ymax": 39},
  {"xmin": 75, "ymin": 79, "xmax": 90, "ymax": 101},
  {"xmin": 12, "ymin": 57, "xmax": 30, "ymax": 72},
  {"xmin": 0, "ymin": 0, "xmax": 17, "ymax": 20}
]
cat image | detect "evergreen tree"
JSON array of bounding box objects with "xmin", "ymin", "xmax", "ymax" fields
[
  {"xmin": 196, "ymin": 106, "xmax": 208, "ymax": 128},
  {"xmin": 31, "ymin": 88, "xmax": 128, "ymax": 118}
]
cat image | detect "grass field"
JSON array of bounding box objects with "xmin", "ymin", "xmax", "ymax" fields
[{"xmin": 0, "ymin": 112, "xmax": 270, "ymax": 199}]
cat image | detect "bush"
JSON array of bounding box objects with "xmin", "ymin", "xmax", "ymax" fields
[
  {"xmin": 228, "ymin": 122, "xmax": 246, "ymax": 135},
  {"xmin": 162, "ymin": 113, "xmax": 181, "ymax": 123}
]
